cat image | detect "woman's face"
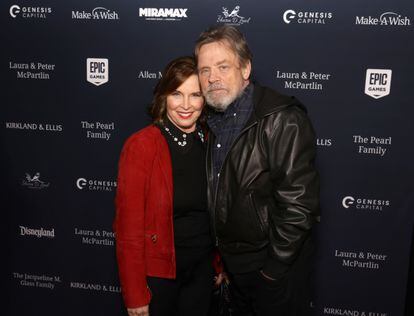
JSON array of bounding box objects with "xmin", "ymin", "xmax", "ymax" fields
[{"xmin": 166, "ymin": 74, "xmax": 204, "ymax": 133}]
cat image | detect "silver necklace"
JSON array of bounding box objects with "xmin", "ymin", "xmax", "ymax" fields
[{"xmin": 164, "ymin": 127, "xmax": 187, "ymax": 147}]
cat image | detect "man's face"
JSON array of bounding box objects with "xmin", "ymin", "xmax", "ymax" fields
[{"xmin": 197, "ymin": 41, "xmax": 251, "ymax": 112}]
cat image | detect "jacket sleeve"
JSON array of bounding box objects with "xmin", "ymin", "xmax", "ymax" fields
[
  {"xmin": 262, "ymin": 108, "xmax": 320, "ymax": 278},
  {"xmin": 113, "ymin": 135, "xmax": 152, "ymax": 308}
]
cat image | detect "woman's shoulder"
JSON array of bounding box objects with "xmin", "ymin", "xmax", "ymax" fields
[{"xmin": 122, "ymin": 124, "xmax": 163, "ymax": 151}]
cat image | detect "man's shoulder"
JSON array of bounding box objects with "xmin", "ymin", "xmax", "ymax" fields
[{"xmin": 253, "ymin": 84, "xmax": 306, "ymax": 117}]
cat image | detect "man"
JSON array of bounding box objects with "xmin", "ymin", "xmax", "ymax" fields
[{"xmin": 195, "ymin": 25, "xmax": 319, "ymax": 315}]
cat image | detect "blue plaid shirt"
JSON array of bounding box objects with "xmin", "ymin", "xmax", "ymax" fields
[{"xmin": 207, "ymin": 84, "xmax": 254, "ymax": 192}]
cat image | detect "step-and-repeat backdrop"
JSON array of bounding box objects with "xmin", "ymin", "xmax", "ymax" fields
[{"xmin": 3, "ymin": 1, "xmax": 414, "ymax": 315}]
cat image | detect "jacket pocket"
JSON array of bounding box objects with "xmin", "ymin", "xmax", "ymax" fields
[
  {"xmin": 248, "ymin": 193, "xmax": 268, "ymax": 239},
  {"xmin": 249, "ymin": 193, "xmax": 269, "ymax": 238}
]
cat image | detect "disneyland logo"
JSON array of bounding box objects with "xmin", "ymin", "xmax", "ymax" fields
[
  {"xmin": 9, "ymin": 5, "xmax": 52, "ymax": 19},
  {"xmin": 356, "ymin": 12, "xmax": 411, "ymax": 26},
  {"xmin": 22, "ymin": 172, "xmax": 50, "ymax": 189},
  {"xmin": 139, "ymin": 8, "xmax": 188, "ymax": 21},
  {"xmin": 342, "ymin": 196, "xmax": 390, "ymax": 211},
  {"xmin": 217, "ymin": 6, "xmax": 251, "ymax": 25},
  {"xmin": 283, "ymin": 9, "xmax": 333, "ymax": 24},
  {"xmin": 19, "ymin": 226, "xmax": 55, "ymax": 238},
  {"xmin": 76, "ymin": 177, "xmax": 117, "ymax": 192},
  {"xmin": 72, "ymin": 7, "xmax": 120, "ymax": 20}
]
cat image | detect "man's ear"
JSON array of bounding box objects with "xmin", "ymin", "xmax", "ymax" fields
[{"xmin": 241, "ymin": 60, "xmax": 251, "ymax": 80}]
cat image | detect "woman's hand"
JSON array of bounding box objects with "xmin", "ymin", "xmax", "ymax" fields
[
  {"xmin": 127, "ymin": 305, "xmax": 149, "ymax": 316},
  {"xmin": 214, "ymin": 272, "xmax": 229, "ymax": 286}
]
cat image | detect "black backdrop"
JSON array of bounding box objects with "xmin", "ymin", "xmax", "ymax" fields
[{"xmin": 3, "ymin": 1, "xmax": 414, "ymax": 315}]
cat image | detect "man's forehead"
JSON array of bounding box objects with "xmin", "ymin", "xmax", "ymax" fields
[{"xmin": 198, "ymin": 41, "xmax": 238, "ymax": 64}]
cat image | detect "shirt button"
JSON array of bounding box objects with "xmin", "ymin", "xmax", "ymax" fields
[
  {"xmin": 217, "ymin": 143, "xmax": 221, "ymax": 148},
  {"xmin": 217, "ymin": 173, "xmax": 220, "ymax": 177},
  {"xmin": 233, "ymin": 113, "xmax": 237, "ymax": 117}
]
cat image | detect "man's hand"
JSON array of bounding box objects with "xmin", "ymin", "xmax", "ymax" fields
[{"xmin": 127, "ymin": 305, "xmax": 149, "ymax": 316}]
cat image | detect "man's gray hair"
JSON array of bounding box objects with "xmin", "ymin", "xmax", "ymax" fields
[{"xmin": 194, "ymin": 25, "xmax": 253, "ymax": 68}]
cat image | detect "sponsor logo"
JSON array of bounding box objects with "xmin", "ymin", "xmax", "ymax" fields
[
  {"xmin": 217, "ymin": 6, "xmax": 251, "ymax": 25},
  {"xmin": 342, "ymin": 195, "xmax": 390, "ymax": 211},
  {"xmin": 353, "ymin": 135, "xmax": 391, "ymax": 156},
  {"xmin": 87, "ymin": 58, "xmax": 108, "ymax": 86},
  {"xmin": 76, "ymin": 177, "xmax": 117, "ymax": 192},
  {"xmin": 9, "ymin": 61, "xmax": 55, "ymax": 80},
  {"xmin": 356, "ymin": 12, "xmax": 411, "ymax": 26},
  {"xmin": 22, "ymin": 173, "xmax": 50, "ymax": 189},
  {"xmin": 74, "ymin": 227, "xmax": 115, "ymax": 246},
  {"xmin": 9, "ymin": 5, "xmax": 52, "ymax": 19},
  {"xmin": 334, "ymin": 249, "xmax": 388, "ymax": 271},
  {"xmin": 19, "ymin": 226, "xmax": 55, "ymax": 238},
  {"xmin": 324, "ymin": 307, "xmax": 388, "ymax": 316},
  {"xmin": 317, "ymin": 138, "xmax": 333, "ymax": 147},
  {"xmin": 72, "ymin": 7, "xmax": 119, "ymax": 20},
  {"xmin": 276, "ymin": 70, "xmax": 331, "ymax": 91},
  {"xmin": 139, "ymin": 8, "xmax": 188, "ymax": 21},
  {"xmin": 365, "ymin": 69, "xmax": 392, "ymax": 99},
  {"xmin": 81, "ymin": 121, "xmax": 115, "ymax": 141},
  {"xmin": 138, "ymin": 70, "xmax": 162, "ymax": 79},
  {"xmin": 70, "ymin": 281, "xmax": 121, "ymax": 292},
  {"xmin": 283, "ymin": 10, "xmax": 333, "ymax": 24},
  {"xmin": 13, "ymin": 272, "xmax": 61, "ymax": 290},
  {"xmin": 5, "ymin": 122, "xmax": 63, "ymax": 132}
]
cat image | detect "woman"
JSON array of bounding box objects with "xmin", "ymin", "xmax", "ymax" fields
[{"xmin": 114, "ymin": 56, "xmax": 215, "ymax": 316}]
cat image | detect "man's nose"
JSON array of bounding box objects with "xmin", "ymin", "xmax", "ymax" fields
[{"xmin": 208, "ymin": 67, "xmax": 220, "ymax": 83}]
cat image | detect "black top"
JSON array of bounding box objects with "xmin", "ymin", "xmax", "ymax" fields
[{"xmin": 158, "ymin": 118, "xmax": 212, "ymax": 273}]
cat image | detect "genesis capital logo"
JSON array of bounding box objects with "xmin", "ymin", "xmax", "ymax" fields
[
  {"xmin": 342, "ymin": 195, "xmax": 390, "ymax": 211},
  {"xmin": 9, "ymin": 4, "xmax": 52, "ymax": 19},
  {"xmin": 76, "ymin": 177, "xmax": 117, "ymax": 192},
  {"xmin": 283, "ymin": 9, "xmax": 333, "ymax": 24},
  {"xmin": 365, "ymin": 69, "xmax": 392, "ymax": 99},
  {"xmin": 10, "ymin": 5, "xmax": 20, "ymax": 17},
  {"xmin": 86, "ymin": 58, "xmax": 108, "ymax": 86},
  {"xmin": 283, "ymin": 10, "xmax": 296, "ymax": 24},
  {"xmin": 342, "ymin": 196, "xmax": 355, "ymax": 208}
]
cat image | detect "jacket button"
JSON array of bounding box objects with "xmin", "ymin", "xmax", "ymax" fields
[{"xmin": 151, "ymin": 234, "xmax": 157, "ymax": 243}]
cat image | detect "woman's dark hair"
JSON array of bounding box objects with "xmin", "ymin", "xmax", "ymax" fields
[{"xmin": 150, "ymin": 56, "xmax": 201, "ymax": 125}]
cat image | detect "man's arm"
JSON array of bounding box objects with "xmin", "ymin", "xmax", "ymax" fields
[{"xmin": 262, "ymin": 108, "xmax": 320, "ymax": 279}]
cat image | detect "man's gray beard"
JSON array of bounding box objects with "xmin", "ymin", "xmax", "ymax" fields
[{"xmin": 206, "ymin": 89, "xmax": 242, "ymax": 112}]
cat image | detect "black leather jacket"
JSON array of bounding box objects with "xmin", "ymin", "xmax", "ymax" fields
[{"xmin": 206, "ymin": 84, "xmax": 320, "ymax": 278}]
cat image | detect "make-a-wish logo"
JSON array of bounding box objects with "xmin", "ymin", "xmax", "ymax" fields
[
  {"xmin": 22, "ymin": 173, "xmax": 50, "ymax": 189},
  {"xmin": 217, "ymin": 6, "xmax": 251, "ymax": 25}
]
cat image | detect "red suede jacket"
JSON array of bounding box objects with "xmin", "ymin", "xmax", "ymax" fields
[{"xmin": 113, "ymin": 125, "xmax": 176, "ymax": 308}]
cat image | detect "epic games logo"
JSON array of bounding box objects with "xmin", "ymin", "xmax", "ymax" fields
[
  {"xmin": 86, "ymin": 58, "xmax": 108, "ymax": 86},
  {"xmin": 364, "ymin": 69, "xmax": 392, "ymax": 99}
]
